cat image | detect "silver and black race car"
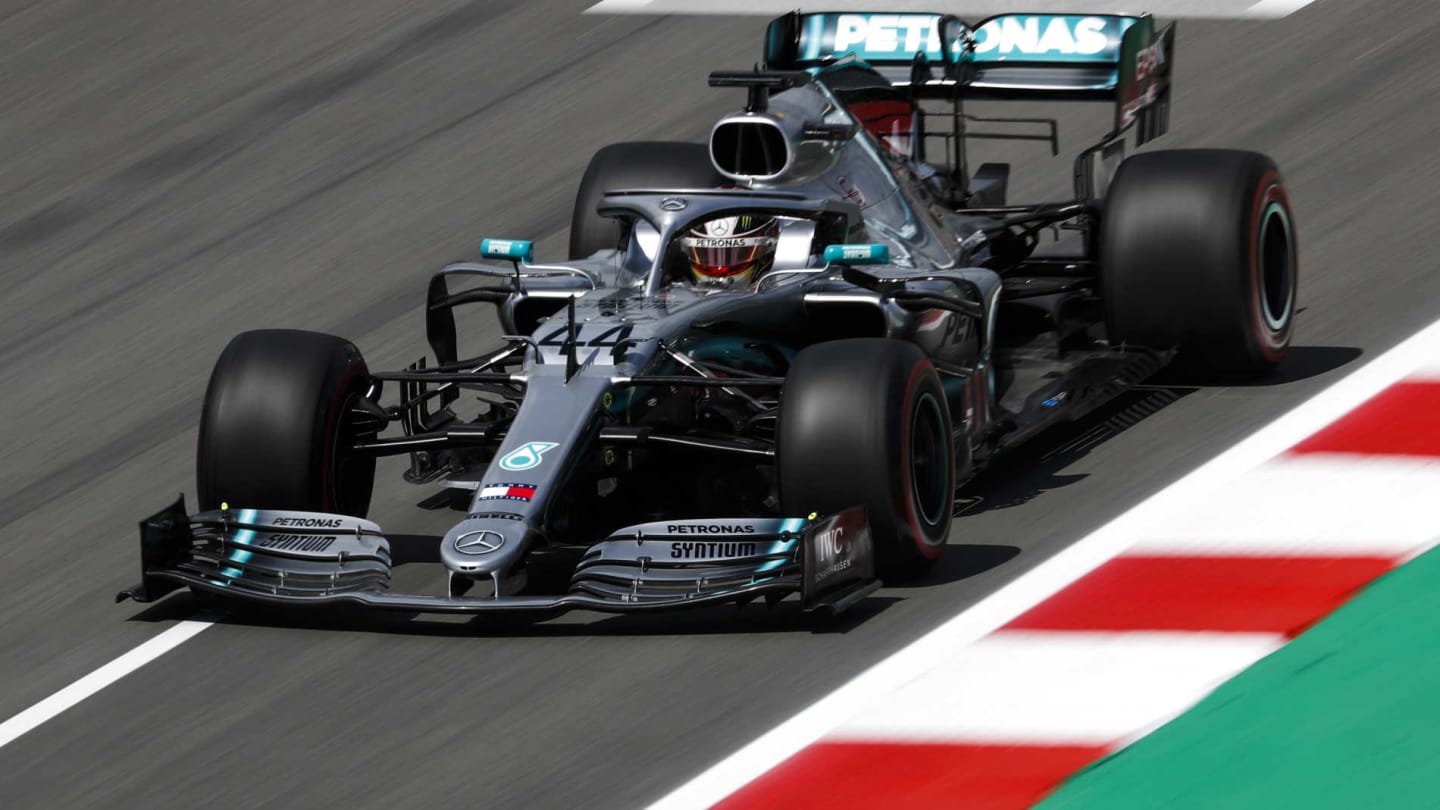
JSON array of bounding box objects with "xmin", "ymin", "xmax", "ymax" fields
[{"xmin": 120, "ymin": 11, "xmax": 1297, "ymax": 619}]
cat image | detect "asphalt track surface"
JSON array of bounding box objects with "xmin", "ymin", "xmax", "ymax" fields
[{"xmin": 1, "ymin": 1, "xmax": 1437, "ymax": 807}]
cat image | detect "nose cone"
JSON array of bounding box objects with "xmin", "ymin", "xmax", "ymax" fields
[{"xmin": 440, "ymin": 518, "xmax": 527, "ymax": 577}]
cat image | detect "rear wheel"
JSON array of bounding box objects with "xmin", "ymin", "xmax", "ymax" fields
[
  {"xmin": 1102, "ymin": 149, "xmax": 1297, "ymax": 376},
  {"xmin": 197, "ymin": 329, "xmax": 375, "ymax": 516},
  {"xmin": 778, "ymin": 339, "xmax": 954, "ymax": 580},
  {"xmin": 569, "ymin": 141, "xmax": 720, "ymax": 259}
]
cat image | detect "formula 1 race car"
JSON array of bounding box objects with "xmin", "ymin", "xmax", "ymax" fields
[{"xmin": 120, "ymin": 11, "xmax": 1296, "ymax": 619}]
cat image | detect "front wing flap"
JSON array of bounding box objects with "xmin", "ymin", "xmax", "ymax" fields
[{"xmin": 118, "ymin": 499, "xmax": 879, "ymax": 617}]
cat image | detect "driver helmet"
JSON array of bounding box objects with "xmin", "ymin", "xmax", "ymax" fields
[{"xmin": 679, "ymin": 214, "xmax": 780, "ymax": 288}]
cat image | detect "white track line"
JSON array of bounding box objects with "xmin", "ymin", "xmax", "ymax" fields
[
  {"xmin": 1130, "ymin": 455, "xmax": 1440, "ymax": 557},
  {"xmin": 644, "ymin": 317, "xmax": 1440, "ymax": 810},
  {"xmin": 586, "ymin": 1, "xmax": 1319, "ymax": 18},
  {"xmin": 1245, "ymin": 0, "xmax": 1320, "ymax": 16},
  {"xmin": 827, "ymin": 631, "xmax": 1283, "ymax": 745},
  {"xmin": 0, "ymin": 620, "xmax": 212, "ymax": 750},
  {"xmin": 1407, "ymin": 361, "xmax": 1440, "ymax": 382}
]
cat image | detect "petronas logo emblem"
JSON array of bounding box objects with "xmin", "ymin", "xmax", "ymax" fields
[{"xmin": 499, "ymin": 442, "xmax": 558, "ymax": 471}]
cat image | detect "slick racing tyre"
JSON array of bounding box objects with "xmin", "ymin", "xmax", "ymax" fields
[
  {"xmin": 778, "ymin": 339, "xmax": 955, "ymax": 581},
  {"xmin": 1101, "ymin": 149, "xmax": 1297, "ymax": 376},
  {"xmin": 197, "ymin": 329, "xmax": 375, "ymax": 517},
  {"xmin": 569, "ymin": 141, "xmax": 720, "ymax": 259}
]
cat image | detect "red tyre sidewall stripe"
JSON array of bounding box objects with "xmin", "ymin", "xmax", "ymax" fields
[{"xmin": 900, "ymin": 359, "xmax": 945, "ymax": 560}]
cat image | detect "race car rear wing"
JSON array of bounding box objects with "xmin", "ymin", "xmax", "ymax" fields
[
  {"xmin": 764, "ymin": 11, "xmax": 1176, "ymax": 198},
  {"xmin": 765, "ymin": 12, "xmax": 1173, "ymax": 110}
]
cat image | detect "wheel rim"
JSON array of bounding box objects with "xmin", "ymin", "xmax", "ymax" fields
[
  {"xmin": 909, "ymin": 391, "xmax": 950, "ymax": 529},
  {"xmin": 329, "ymin": 390, "xmax": 378, "ymax": 514},
  {"xmin": 1258, "ymin": 201, "xmax": 1294, "ymax": 332}
]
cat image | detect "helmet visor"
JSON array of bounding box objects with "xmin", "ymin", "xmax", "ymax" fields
[{"xmin": 681, "ymin": 235, "xmax": 776, "ymax": 278}]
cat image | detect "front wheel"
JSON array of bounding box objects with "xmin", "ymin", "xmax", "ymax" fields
[
  {"xmin": 197, "ymin": 329, "xmax": 375, "ymax": 516},
  {"xmin": 778, "ymin": 339, "xmax": 955, "ymax": 580}
]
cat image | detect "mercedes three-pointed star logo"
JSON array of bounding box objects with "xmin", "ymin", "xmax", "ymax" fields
[
  {"xmin": 659, "ymin": 197, "xmax": 688, "ymax": 211},
  {"xmin": 454, "ymin": 529, "xmax": 505, "ymax": 555}
]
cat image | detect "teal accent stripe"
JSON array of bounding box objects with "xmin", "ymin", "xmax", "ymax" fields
[
  {"xmin": 219, "ymin": 508, "xmax": 261, "ymax": 582},
  {"xmin": 756, "ymin": 517, "xmax": 809, "ymax": 574},
  {"xmin": 803, "ymin": 14, "xmax": 824, "ymax": 61}
]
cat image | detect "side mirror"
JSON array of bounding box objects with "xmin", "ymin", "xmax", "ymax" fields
[
  {"xmin": 480, "ymin": 238, "xmax": 534, "ymax": 263},
  {"xmin": 824, "ymin": 243, "xmax": 890, "ymax": 265}
]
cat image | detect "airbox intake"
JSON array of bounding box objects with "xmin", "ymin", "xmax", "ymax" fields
[{"xmin": 710, "ymin": 115, "xmax": 791, "ymax": 181}]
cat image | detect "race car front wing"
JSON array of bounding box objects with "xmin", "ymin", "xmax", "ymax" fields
[{"xmin": 117, "ymin": 499, "xmax": 880, "ymax": 617}]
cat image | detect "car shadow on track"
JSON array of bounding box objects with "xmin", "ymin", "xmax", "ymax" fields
[
  {"xmin": 952, "ymin": 382, "xmax": 1198, "ymax": 522},
  {"xmin": 1230, "ymin": 345, "xmax": 1363, "ymax": 386},
  {"xmin": 963, "ymin": 345, "xmax": 1362, "ymax": 518},
  {"xmin": 894, "ymin": 544, "xmax": 1023, "ymax": 590},
  {"xmin": 1150, "ymin": 345, "xmax": 1363, "ymax": 387},
  {"xmin": 891, "ymin": 344, "xmax": 1361, "ymax": 592},
  {"xmin": 885, "ymin": 382, "xmax": 1200, "ymax": 590},
  {"xmin": 120, "ymin": 583, "xmax": 898, "ymax": 638}
]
